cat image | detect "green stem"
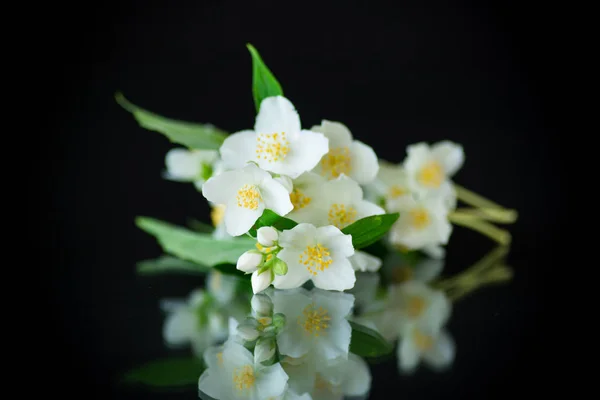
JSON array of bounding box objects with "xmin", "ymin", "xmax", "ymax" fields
[
  {"xmin": 451, "ymin": 207, "xmax": 518, "ymax": 224},
  {"xmin": 448, "ymin": 213, "xmax": 512, "ymax": 245},
  {"xmin": 454, "ymin": 183, "xmax": 508, "ymax": 210}
]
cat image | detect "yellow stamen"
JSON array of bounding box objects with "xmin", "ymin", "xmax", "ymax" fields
[
  {"xmin": 298, "ymin": 303, "xmax": 331, "ymax": 337},
  {"xmin": 256, "ymin": 132, "xmax": 290, "ymax": 162},
  {"xmin": 290, "ymin": 188, "xmax": 311, "ymax": 210},
  {"xmin": 216, "ymin": 352, "xmax": 224, "ymax": 366},
  {"xmin": 320, "ymin": 146, "xmax": 351, "ymax": 178},
  {"xmin": 236, "ymin": 184, "xmax": 261, "ymax": 210},
  {"xmin": 299, "ymin": 243, "xmax": 333, "ymax": 276},
  {"xmin": 389, "ymin": 185, "xmax": 408, "ymax": 198},
  {"xmin": 406, "ymin": 296, "xmax": 426, "ymax": 318},
  {"xmin": 409, "ymin": 208, "xmax": 430, "ymax": 229},
  {"xmin": 413, "ymin": 329, "xmax": 434, "ymax": 351},
  {"xmin": 417, "ymin": 161, "xmax": 444, "ymax": 188},
  {"xmin": 233, "ymin": 364, "xmax": 255, "ymax": 391},
  {"xmin": 210, "ymin": 204, "xmax": 226, "ymax": 227},
  {"xmin": 392, "ymin": 266, "xmax": 413, "ymax": 283},
  {"xmin": 328, "ymin": 203, "xmax": 357, "ymax": 229}
]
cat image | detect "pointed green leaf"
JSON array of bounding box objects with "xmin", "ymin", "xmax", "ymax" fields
[
  {"xmin": 136, "ymin": 217, "xmax": 255, "ymax": 268},
  {"xmin": 247, "ymin": 44, "xmax": 283, "ymax": 112},
  {"xmin": 247, "ymin": 209, "xmax": 298, "ymax": 237},
  {"xmin": 116, "ymin": 92, "xmax": 227, "ymax": 150},
  {"xmin": 349, "ymin": 321, "xmax": 394, "ymax": 358},
  {"xmin": 341, "ymin": 213, "xmax": 400, "ymax": 249},
  {"xmin": 187, "ymin": 218, "xmax": 214, "ymax": 233},
  {"xmin": 122, "ymin": 357, "xmax": 204, "ymax": 387},
  {"xmin": 136, "ymin": 255, "xmax": 208, "ymax": 275}
]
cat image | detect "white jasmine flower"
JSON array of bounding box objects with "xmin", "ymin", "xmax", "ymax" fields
[
  {"xmin": 220, "ymin": 96, "xmax": 329, "ymax": 179},
  {"xmin": 349, "ymin": 251, "xmax": 382, "ymax": 272},
  {"xmin": 202, "ymin": 163, "xmax": 293, "ymax": 236},
  {"xmin": 311, "ymin": 120, "xmax": 379, "ymax": 184},
  {"xmin": 296, "ymin": 175, "xmax": 385, "ymax": 230},
  {"xmin": 207, "ymin": 270, "xmax": 239, "ymax": 305},
  {"xmin": 388, "ymin": 192, "xmax": 452, "ymax": 251},
  {"xmin": 365, "ymin": 160, "xmax": 414, "ymax": 210},
  {"xmin": 164, "ymin": 148, "xmax": 221, "ymax": 190},
  {"xmin": 397, "ymin": 323, "xmax": 455, "ymax": 373},
  {"xmin": 273, "ymin": 288, "xmax": 354, "ymax": 362},
  {"xmin": 160, "ymin": 289, "xmax": 229, "ymax": 357},
  {"xmin": 272, "ymin": 223, "xmax": 356, "ymax": 291},
  {"xmin": 403, "ymin": 141, "xmax": 464, "ymax": 195},
  {"xmin": 198, "ymin": 340, "xmax": 288, "ymax": 400},
  {"xmin": 286, "ymin": 172, "xmax": 327, "ymax": 223}
]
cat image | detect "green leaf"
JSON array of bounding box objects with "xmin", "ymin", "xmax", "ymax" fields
[
  {"xmin": 349, "ymin": 321, "xmax": 394, "ymax": 358},
  {"xmin": 341, "ymin": 213, "xmax": 400, "ymax": 249},
  {"xmin": 247, "ymin": 43, "xmax": 283, "ymax": 112},
  {"xmin": 122, "ymin": 357, "xmax": 204, "ymax": 387},
  {"xmin": 136, "ymin": 255, "xmax": 208, "ymax": 275},
  {"xmin": 115, "ymin": 92, "xmax": 227, "ymax": 150},
  {"xmin": 247, "ymin": 209, "xmax": 298, "ymax": 237},
  {"xmin": 187, "ymin": 218, "xmax": 214, "ymax": 233},
  {"xmin": 136, "ymin": 216, "xmax": 255, "ymax": 268}
]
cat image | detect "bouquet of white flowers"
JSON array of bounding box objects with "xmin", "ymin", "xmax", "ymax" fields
[{"xmin": 118, "ymin": 44, "xmax": 517, "ymax": 399}]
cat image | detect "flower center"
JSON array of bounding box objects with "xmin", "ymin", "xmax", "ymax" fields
[
  {"xmin": 290, "ymin": 188, "xmax": 311, "ymax": 210},
  {"xmin": 256, "ymin": 132, "xmax": 290, "ymax": 162},
  {"xmin": 210, "ymin": 204, "xmax": 226, "ymax": 226},
  {"xmin": 315, "ymin": 373, "xmax": 332, "ymax": 390},
  {"xmin": 298, "ymin": 303, "xmax": 331, "ymax": 336},
  {"xmin": 236, "ymin": 184, "xmax": 261, "ymax": 210},
  {"xmin": 413, "ymin": 329, "xmax": 434, "ymax": 351},
  {"xmin": 299, "ymin": 243, "xmax": 333, "ymax": 276},
  {"xmin": 406, "ymin": 295, "xmax": 427, "ymax": 318},
  {"xmin": 417, "ymin": 161, "xmax": 444, "ymax": 188},
  {"xmin": 392, "ymin": 266, "xmax": 413, "ymax": 283},
  {"xmin": 409, "ymin": 208, "xmax": 430, "ymax": 229},
  {"xmin": 389, "ymin": 185, "xmax": 408, "ymax": 198},
  {"xmin": 328, "ymin": 203, "xmax": 357, "ymax": 229},
  {"xmin": 233, "ymin": 364, "xmax": 256, "ymax": 391},
  {"xmin": 320, "ymin": 146, "xmax": 351, "ymax": 178},
  {"xmin": 216, "ymin": 352, "xmax": 224, "ymax": 366}
]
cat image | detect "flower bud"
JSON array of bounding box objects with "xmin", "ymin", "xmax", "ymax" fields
[
  {"xmin": 251, "ymin": 293, "xmax": 273, "ymax": 316},
  {"xmin": 251, "ymin": 269, "xmax": 272, "ymax": 294},
  {"xmin": 236, "ymin": 250, "xmax": 263, "ymax": 273},
  {"xmin": 272, "ymin": 257, "xmax": 288, "ymax": 275},
  {"xmin": 254, "ymin": 337, "xmax": 276, "ymax": 365},
  {"xmin": 236, "ymin": 322, "xmax": 259, "ymax": 342},
  {"xmin": 272, "ymin": 313, "xmax": 286, "ymax": 331},
  {"xmin": 257, "ymin": 226, "xmax": 279, "ymax": 247}
]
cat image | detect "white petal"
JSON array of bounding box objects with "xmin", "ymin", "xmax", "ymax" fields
[
  {"xmin": 421, "ymin": 244, "xmax": 446, "ymax": 260},
  {"xmin": 354, "ymin": 200, "xmax": 386, "ymax": 220},
  {"xmin": 257, "ymin": 226, "xmax": 279, "ymax": 247},
  {"xmin": 277, "ymin": 130, "xmax": 329, "ymax": 179},
  {"xmin": 273, "ymin": 291, "xmax": 313, "ymax": 358},
  {"xmin": 164, "ymin": 148, "xmax": 201, "ymax": 180},
  {"xmin": 311, "ymin": 259, "xmax": 356, "ymax": 291},
  {"xmin": 201, "ymin": 169, "xmax": 249, "ymax": 205},
  {"xmin": 203, "ymin": 345, "xmax": 224, "ymax": 370},
  {"xmin": 281, "ymin": 360, "xmax": 317, "ymax": 396},
  {"xmin": 275, "ymin": 175, "xmax": 294, "ymax": 193},
  {"xmin": 260, "ymin": 178, "xmax": 294, "ymax": 216},
  {"xmin": 311, "ymin": 289, "xmax": 355, "ymax": 319},
  {"xmin": 255, "ymin": 96, "xmax": 301, "ymax": 135},
  {"xmin": 273, "ymin": 249, "xmax": 311, "ymax": 289},
  {"xmin": 219, "ymin": 130, "xmax": 258, "ymax": 170},
  {"xmin": 323, "ymin": 175, "xmax": 363, "ymax": 204},
  {"xmin": 252, "ymin": 270, "xmax": 272, "ymax": 294},
  {"xmin": 278, "ymin": 223, "xmax": 318, "ymax": 250},
  {"xmin": 198, "ymin": 370, "xmax": 224, "ymax": 400},
  {"xmin": 348, "ymin": 141, "xmax": 379, "ymax": 184},
  {"xmin": 432, "ymin": 140, "xmax": 464, "ymax": 177},
  {"xmin": 398, "ymin": 336, "xmax": 421, "ymax": 373},
  {"xmin": 222, "ymin": 340, "xmax": 255, "ymax": 368},
  {"xmin": 413, "ymin": 258, "xmax": 445, "ymax": 282},
  {"xmin": 311, "ymin": 120, "xmax": 353, "ymax": 148},
  {"xmin": 163, "ymin": 309, "xmax": 195, "ymax": 346},
  {"xmin": 350, "ymin": 251, "xmax": 382, "ymax": 272},
  {"xmin": 341, "ymin": 354, "xmax": 371, "ymax": 396},
  {"xmin": 317, "ymin": 226, "xmax": 354, "ymax": 257},
  {"xmin": 224, "ymin": 198, "xmax": 265, "ymax": 236},
  {"xmin": 256, "ymin": 363, "xmax": 289, "ymax": 399},
  {"xmin": 316, "ymin": 320, "xmax": 352, "ymax": 361},
  {"xmin": 423, "ymin": 330, "xmax": 455, "ymax": 370}
]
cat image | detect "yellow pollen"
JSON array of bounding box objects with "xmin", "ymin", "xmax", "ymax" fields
[
  {"xmin": 392, "ymin": 266, "xmax": 414, "ymax": 283},
  {"xmin": 406, "ymin": 296, "xmax": 427, "ymax": 318},
  {"xmin": 216, "ymin": 352, "xmax": 224, "ymax": 366},
  {"xmin": 233, "ymin": 364, "xmax": 255, "ymax": 391},
  {"xmin": 320, "ymin": 146, "xmax": 352, "ymax": 178},
  {"xmin": 413, "ymin": 329, "xmax": 434, "ymax": 351},
  {"xmin": 389, "ymin": 185, "xmax": 408, "ymax": 198},
  {"xmin": 328, "ymin": 203, "xmax": 357, "ymax": 229},
  {"xmin": 290, "ymin": 188, "xmax": 312, "ymax": 210},
  {"xmin": 257, "ymin": 317, "xmax": 271, "ymax": 327},
  {"xmin": 417, "ymin": 161, "xmax": 444, "ymax": 188},
  {"xmin": 256, "ymin": 132, "xmax": 290, "ymax": 162},
  {"xmin": 236, "ymin": 184, "xmax": 261, "ymax": 210},
  {"xmin": 298, "ymin": 303, "xmax": 331, "ymax": 336},
  {"xmin": 210, "ymin": 204, "xmax": 226, "ymax": 227},
  {"xmin": 314, "ymin": 373, "xmax": 332, "ymax": 390},
  {"xmin": 409, "ymin": 208, "xmax": 430, "ymax": 229},
  {"xmin": 299, "ymin": 243, "xmax": 333, "ymax": 276}
]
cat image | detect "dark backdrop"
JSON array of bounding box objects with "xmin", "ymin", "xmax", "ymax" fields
[{"xmin": 48, "ymin": 1, "xmax": 558, "ymax": 398}]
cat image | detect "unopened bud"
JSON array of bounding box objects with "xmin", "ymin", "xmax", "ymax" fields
[
  {"xmin": 251, "ymin": 293, "xmax": 273, "ymax": 316},
  {"xmin": 236, "ymin": 321, "xmax": 259, "ymax": 342},
  {"xmin": 272, "ymin": 258, "xmax": 288, "ymax": 276},
  {"xmin": 257, "ymin": 226, "xmax": 279, "ymax": 247},
  {"xmin": 254, "ymin": 337, "xmax": 276, "ymax": 365},
  {"xmin": 272, "ymin": 313, "xmax": 286, "ymax": 331},
  {"xmin": 251, "ymin": 269, "xmax": 272, "ymax": 294},
  {"xmin": 236, "ymin": 250, "xmax": 263, "ymax": 273}
]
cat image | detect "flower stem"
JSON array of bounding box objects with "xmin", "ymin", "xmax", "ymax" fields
[
  {"xmin": 448, "ymin": 212, "xmax": 512, "ymax": 245},
  {"xmin": 451, "ymin": 207, "xmax": 518, "ymax": 224},
  {"xmin": 453, "ymin": 183, "xmax": 506, "ymax": 209}
]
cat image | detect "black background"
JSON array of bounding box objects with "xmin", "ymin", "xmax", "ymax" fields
[{"xmin": 49, "ymin": 0, "xmax": 559, "ymax": 398}]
